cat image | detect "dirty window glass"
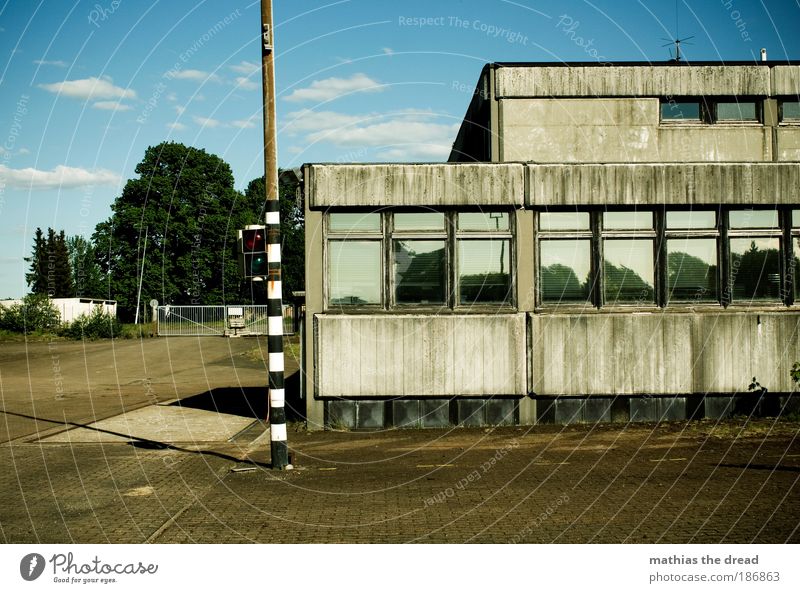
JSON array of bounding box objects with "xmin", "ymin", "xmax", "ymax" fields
[
  {"xmin": 329, "ymin": 241, "xmax": 381, "ymax": 305},
  {"xmin": 458, "ymin": 239, "xmax": 511, "ymax": 304},
  {"xmin": 393, "ymin": 240, "xmax": 446, "ymax": 304},
  {"xmin": 540, "ymin": 239, "xmax": 592, "ymax": 303}
]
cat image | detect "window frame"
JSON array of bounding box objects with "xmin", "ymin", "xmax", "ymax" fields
[
  {"xmin": 779, "ymin": 98, "xmax": 800, "ymax": 124},
  {"xmin": 659, "ymin": 97, "xmax": 763, "ymax": 125},
  {"xmin": 726, "ymin": 209, "xmax": 785, "ymax": 304}
]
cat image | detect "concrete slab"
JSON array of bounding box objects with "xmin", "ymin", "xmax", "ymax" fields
[{"xmin": 40, "ymin": 404, "xmax": 254, "ymax": 444}]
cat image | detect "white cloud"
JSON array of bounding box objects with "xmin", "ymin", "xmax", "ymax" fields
[
  {"xmin": 231, "ymin": 116, "xmax": 258, "ymax": 129},
  {"xmin": 230, "ymin": 60, "xmax": 259, "ymax": 75},
  {"xmin": 38, "ymin": 76, "xmax": 136, "ymax": 100},
  {"xmin": 287, "ymin": 146, "xmax": 303, "ymax": 155},
  {"xmin": 192, "ymin": 116, "xmax": 221, "ymax": 128},
  {"xmin": 34, "ymin": 59, "xmax": 68, "ymax": 67},
  {"xmin": 92, "ymin": 100, "xmax": 132, "ymax": 111},
  {"xmin": 166, "ymin": 122, "xmax": 188, "ymax": 132},
  {"xmin": 284, "ymin": 73, "xmax": 382, "ymax": 103},
  {"xmin": 167, "ymin": 92, "xmax": 178, "ymax": 102},
  {"xmin": 284, "ymin": 109, "xmax": 363, "ymax": 133},
  {"xmin": 18, "ymin": 148, "xmax": 31, "ymax": 155},
  {"xmin": 175, "ymin": 105, "xmax": 186, "ymax": 116},
  {"xmin": 382, "ymin": 47, "xmax": 394, "ymax": 56},
  {"xmin": 234, "ymin": 76, "xmax": 259, "ymax": 91},
  {"xmin": 0, "ymin": 164, "xmax": 119, "ymax": 190},
  {"xmin": 171, "ymin": 70, "xmax": 221, "ymax": 83}
]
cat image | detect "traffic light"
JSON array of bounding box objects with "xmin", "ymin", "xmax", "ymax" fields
[{"xmin": 239, "ymin": 226, "xmax": 267, "ymax": 279}]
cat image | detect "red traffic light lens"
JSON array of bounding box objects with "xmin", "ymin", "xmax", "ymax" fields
[{"xmin": 244, "ymin": 230, "xmax": 265, "ymax": 251}]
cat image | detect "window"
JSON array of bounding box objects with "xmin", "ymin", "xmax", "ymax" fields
[
  {"xmin": 536, "ymin": 208, "xmax": 795, "ymax": 308},
  {"xmin": 728, "ymin": 210, "xmax": 782, "ymax": 301},
  {"xmin": 780, "ymin": 100, "xmax": 800, "ymax": 122},
  {"xmin": 326, "ymin": 210, "xmax": 513, "ymax": 309},
  {"xmin": 660, "ymin": 97, "xmax": 761, "ymax": 124}
]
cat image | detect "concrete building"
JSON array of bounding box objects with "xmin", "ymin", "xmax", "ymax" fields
[
  {"xmin": 1, "ymin": 297, "xmax": 117, "ymax": 324},
  {"xmin": 302, "ymin": 61, "xmax": 800, "ymax": 429}
]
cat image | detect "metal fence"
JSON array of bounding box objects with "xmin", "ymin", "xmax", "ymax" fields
[{"xmin": 156, "ymin": 305, "xmax": 294, "ymax": 336}]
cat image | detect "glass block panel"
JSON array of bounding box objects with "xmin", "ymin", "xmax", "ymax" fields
[
  {"xmin": 393, "ymin": 240, "xmax": 446, "ymax": 304},
  {"xmin": 729, "ymin": 210, "xmax": 779, "ymax": 229},
  {"xmin": 539, "ymin": 212, "xmax": 590, "ymax": 231},
  {"xmin": 603, "ymin": 211, "xmax": 653, "ymax": 230},
  {"xmin": 603, "ymin": 239, "xmax": 655, "ymax": 304},
  {"xmin": 730, "ymin": 238, "xmax": 781, "ymax": 301},
  {"xmin": 661, "ymin": 101, "xmax": 701, "ymax": 120},
  {"xmin": 329, "ymin": 212, "xmax": 380, "ymax": 232},
  {"xmin": 783, "ymin": 101, "xmax": 800, "ymax": 121},
  {"xmin": 329, "ymin": 240, "xmax": 381, "ymax": 305},
  {"xmin": 458, "ymin": 239, "xmax": 511, "ymax": 304},
  {"xmin": 667, "ymin": 238, "xmax": 718, "ymax": 302},
  {"xmin": 666, "ymin": 211, "xmax": 716, "ymax": 229},
  {"xmin": 540, "ymin": 239, "xmax": 592, "ymax": 303},
  {"xmin": 394, "ymin": 212, "xmax": 445, "ymax": 231},
  {"xmin": 458, "ymin": 212, "xmax": 509, "ymax": 231},
  {"xmin": 716, "ymin": 101, "xmax": 757, "ymax": 121}
]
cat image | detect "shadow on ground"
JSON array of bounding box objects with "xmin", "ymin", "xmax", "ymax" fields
[{"xmin": 170, "ymin": 370, "xmax": 304, "ymax": 421}]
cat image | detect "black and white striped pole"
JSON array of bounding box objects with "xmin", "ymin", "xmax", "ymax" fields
[{"xmin": 261, "ymin": 0, "xmax": 289, "ymax": 469}]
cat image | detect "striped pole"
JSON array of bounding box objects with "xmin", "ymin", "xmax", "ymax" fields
[{"xmin": 261, "ymin": 0, "xmax": 289, "ymax": 469}]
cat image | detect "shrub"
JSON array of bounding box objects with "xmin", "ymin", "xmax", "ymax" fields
[
  {"xmin": 60, "ymin": 307, "xmax": 122, "ymax": 340},
  {"xmin": 0, "ymin": 293, "xmax": 61, "ymax": 334}
]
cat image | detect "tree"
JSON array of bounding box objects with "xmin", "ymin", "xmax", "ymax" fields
[
  {"xmin": 93, "ymin": 142, "xmax": 258, "ymax": 321},
  {"xmin": 25, "ymin": 227, "xmax": 72, "ymax": 297},
  {"xmin": 243, "ymin": 170, "xmax": 305, "ymax": 300},
  {"xmin": 67, "ymin": 235, "xmax": 105, "ymax": 298}
]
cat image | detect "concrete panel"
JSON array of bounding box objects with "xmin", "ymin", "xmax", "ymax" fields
[
  {"xmin": 772, "ymin": 66, "xmax": 800, "ymax": 95},
  {"xmin": 777, "ymin": 128, "xmax": 800, "ymax": 161},
  {"xmin": 315, "ymin": 314, "xmax": 526, "ymax": 397},
  {"xmin": 307, "ymin": 164, "xmax": 525, "ymax": 208},
  {"xmin": 530, "ymin": 312, "xmax": 800, "ymax": 396},
  {"xmin": 496, "ymin": 65, "xmax": 772, "ymax": 98},
  {"xmin": 528, "ymin": 163, "xmax": 800, "ymax": 207},
  {"xmin": 657, "ymin": 127, "xmax": 771, "ymax": 162}
]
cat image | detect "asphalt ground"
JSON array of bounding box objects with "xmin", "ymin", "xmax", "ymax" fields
[{"xmin": 0, "ymin": 336, "xmax": 799, "ymax": 544}]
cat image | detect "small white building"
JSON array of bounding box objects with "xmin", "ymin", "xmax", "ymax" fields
[{"xmin": 0, "ymin": 297, "xmax": 117, "ymax": 324}]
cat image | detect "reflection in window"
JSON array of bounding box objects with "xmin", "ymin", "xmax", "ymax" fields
[
  {"xmin": 716, "ymin": 101, "xmax": 757, "ymax": 121},
  {"xmin": 783, "ymin": 101, "xmax": 800, "ymax": 121},
  {"xmin": 458, "ymin": 212, "xmax": 509, "ymax": 231},
  {"xmin": 667, "ymin": 211, "xmax": 716, "ymax": 229},
  {"xmin": 458, "ymin": 239, "xmax": 511, "ymax": 304},
  {"xmin": 539, "ymin": 212, "xmax": 590, "ymax": 231},
  {"xmin": 394, "ymin": 240, "xmax": 446, "ymax": 304},
  {"xmin": 730, "ymin": 238, "xmax": 781, "ymax": 301},
  {"xmin": 540, "ymin": 240, "xmax": 591, "ymax": 303},
  {"xmin": 667, "ymin": 238, "xmax": 718, "ymax": 302},
  {"xmin": 661, "ymin": 101, "xmax": 701, "ymax": 121},
  {"xmin": 329, "ymin": 212, "xmax": 381, "ymax": 232},
  {"xmin": 604, "ymin": 211, "xmax": 653, "ymax": 230},
  {"xmin": 329, "ymin": 241, "xmax": 381, "ymax": 305},
  {"xmin": 394, "ymin": 212, "xmax": 445, "ymax": 231},
  {"xmin": 603, "ymin": 239, "xmax": 655, "ymax": 304},
  {"xmin": 795, "ymin": 238, "xmax": 800, "ymax": 301},
  {"xmin": 729, "ymin": 210, "xmax": 779, "ymax": 229}
]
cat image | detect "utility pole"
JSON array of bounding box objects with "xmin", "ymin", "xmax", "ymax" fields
[{"xmin": 261, "ymin": 0, "xmax": 289, "ymax": 469}]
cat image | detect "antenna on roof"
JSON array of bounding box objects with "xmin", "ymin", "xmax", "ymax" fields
[{"xmin": 660, "ymin": 0, "xmax": 694, "ymax": 62}]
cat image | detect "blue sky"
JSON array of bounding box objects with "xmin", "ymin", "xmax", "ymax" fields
[{"xmin": 1, "ymin": 0, "xmax": 799, "ymax": 299}]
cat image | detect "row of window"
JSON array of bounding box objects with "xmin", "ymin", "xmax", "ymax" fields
[
  {"xmin": 660, "ymin": 98, "xmax": 800, "ymax": 124},
  {"xmin": 325, "ymin": 208, "xmax": 800, "ymax": 310}
]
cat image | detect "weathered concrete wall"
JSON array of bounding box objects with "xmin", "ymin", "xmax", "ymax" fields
[
  {"xmin": 315, "ymin": 314, "xmax": 527, "ymax": 397},
  {"xmin": 772, "ymin": 66, "xmax": 800, "ymax": 95},
  {"xmin": 306, "ymin": 164, "xmax": 525, "ymax": 208},
  {"xmin": 501, "ymin": 98, "xmax": 771, "ymax": 162},
  {"xmin": 528, "ymin": 163, "xmax": 800, "ymax": 206},
  {"xmin": 530, "ymin": 312, "xmax": 800, "ymax": 396},
  {"xmin": 777, "ymin": 128, "xmax": 800, "ymax": 161},
  {"xmin": 496, "ymin": 65, "xmax": 771, "ymax": 98}
]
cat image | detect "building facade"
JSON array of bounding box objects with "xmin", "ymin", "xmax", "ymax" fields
[{"xmin": 302, "ymin": 62, "xmax": 800, "ymax": 429}]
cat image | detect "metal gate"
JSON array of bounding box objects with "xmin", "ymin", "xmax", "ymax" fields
[{"xmin": 156, "ymin": 305, "xmax": 292, "ymax": 336}]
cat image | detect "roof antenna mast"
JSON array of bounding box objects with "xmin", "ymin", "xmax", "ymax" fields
[{"xmin": 661, "ymin": 0, "xmax": 694, "ymax": 62}]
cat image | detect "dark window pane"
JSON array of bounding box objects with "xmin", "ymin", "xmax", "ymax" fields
[
  {"xmin": 661, "ymin": 101, "xmax": 701, "ymax": 120},
  {"xmin": 540, "ymin": 240, "xmax": 592, "ymax": 303},
  {"xmin": 667, "ymin": 238, "xmax": 718, "ymax": 302},
  {"xmin": 458, "ymin": 212, "xmax": 509, "ymax": 231},
  {"xmin": 329, "ymin": 241, "xmax": 381, "ymax": 305},
  {"xmin": 604, "ymin": 211, "xmax": 653, "ymax": 230},
  {"xmin": 539, "ymin": 212, "xmax": 590, "ymax": 231},
  {"xmin": 603, "ymin": 239, "xmax": 655, "ymax": 304},
  {"xmin": 730, "ymin": 238, "xmax": 781, "ymax": 301},
  {"xmin": 394, "ymin": 212, "xmax": 445, "ymax": 231},
  {"xmin": 717, "ymin": 101, "xmax": 757, "ymax": 121},
  {"xmin": 783, "ymin": 101, "xmax": 800, "ymax": 120},
  {"xmin": 394, "ymin": 240, "xmax": 446, "ymax": 304},
  {"xmin": 329, "ymin": 213, "xmax": 380, "ymax": 232},
  {"xmin": 729, "ymin": 210, "xmax": 779, "ymax": 229},
  {"xmin": 458, "ymin": 239, "xmax": 511, "ymax": 304},
  {"xmin": 795, "ymin": 238, "xmax": 800, "ymax": 300},
  {"xmin": 666, "ymin": 211, "xmax": 716, "ymax": 229}
]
